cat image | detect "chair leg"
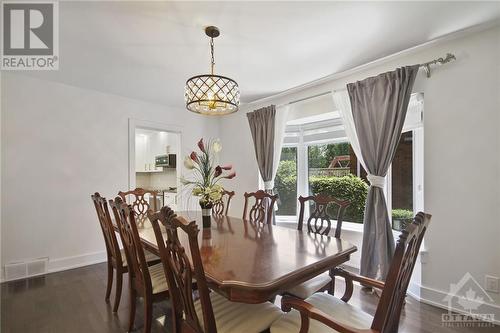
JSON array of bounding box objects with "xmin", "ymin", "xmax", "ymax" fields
[
  {"xmin": 128, "ymin": 287, "xmax": 137, "ymax": 332},
  {"xmin": 113, "ymin": 270, "xmax": 123, "ymax": 312},
  {"xmin": 143, "ymin": 296, "xmax": 153, "ymax": 333},
  {"xmin": 328, "ymin": 276, "xmax": 335, "ymax": 295},
  {"xmin": 105, "ymin": 262, "xmax": 113, "ymax": 302},
  {"xmin": 328, "ymin": 268, "xmax": 335, "ymax": 295}
]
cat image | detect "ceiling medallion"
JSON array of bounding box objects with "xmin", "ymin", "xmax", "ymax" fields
[{"xmin": 184, "ymin": 26, "xmax": 240, "ymax": 115}]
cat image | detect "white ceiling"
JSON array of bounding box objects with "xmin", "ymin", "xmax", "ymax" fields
[{"xmin": 22, "ymin": 1, "xmax": 500, "ymax": 108}]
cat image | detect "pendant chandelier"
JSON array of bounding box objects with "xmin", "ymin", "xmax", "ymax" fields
[{"xmin": 185, "ymin": 26, "xmax": 240, "ymax": 115}]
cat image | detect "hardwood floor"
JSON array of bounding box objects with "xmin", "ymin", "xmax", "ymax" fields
[{"xmin": 1, "ymin": 262, "xmax": 497, "ymax": 333}]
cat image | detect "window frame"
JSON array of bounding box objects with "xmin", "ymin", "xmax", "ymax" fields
[{"xmin": 276, "ymin": 118, "xmax": 424, "ymax": 235}]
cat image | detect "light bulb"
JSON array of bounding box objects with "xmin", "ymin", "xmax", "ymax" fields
[{"xmin": 207, "ymin": 90, "xmax": 216, "ymax": 109}]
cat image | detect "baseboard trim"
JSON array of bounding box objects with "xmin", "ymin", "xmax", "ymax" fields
[
  {"xmin": 1, "ymin": 251, "xmax": 107, "ymax": 283},
  {"xmin": 410, "ymin": 283, "xmax": 500, "ymax": 325},
  {"xmin": 332, "ymin": 277, "xmax": 499, "ymax": 326}
]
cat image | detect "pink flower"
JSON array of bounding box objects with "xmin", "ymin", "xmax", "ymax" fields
[
  {"xmin": 224, "ymin": 171, "xmax": 236, "ymax": 179},
  {"xmin": 220, "ymin": 164, "xmax": 233, "ymax": 170},
  {"xmin": 197, "ymin": 138, "xmax": 205, "ymax": 153},
  {"xmin": 190, "ymin": 151, "xmax": 198, "ymax": 162},
  {"xmin": 214, "ymin": 166, "xmax": 222, "ymax": 177}
]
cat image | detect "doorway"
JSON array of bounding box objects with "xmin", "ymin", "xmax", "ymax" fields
[{"xmin": 128, "ymin": 119, "xmax": 182, "ymax": 211}]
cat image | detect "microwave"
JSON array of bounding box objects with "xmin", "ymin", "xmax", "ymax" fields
[{"xmin": 155, "ymin": 154, "xmax": 176, "ymax": 168}]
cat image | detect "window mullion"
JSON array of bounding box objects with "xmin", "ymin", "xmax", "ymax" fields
[{"xmin": 297, "ymin": 129, "xmax": 309, "ymax": 217}]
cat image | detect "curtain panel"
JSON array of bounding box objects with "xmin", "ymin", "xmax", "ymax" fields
[
  {"xmin": 247, "ymin": 105, "xmax": 289, "ymax": 224},
  {"xmin": 344, "ymin": 65, "xmax": 419, "ymax": 279},
  {"xmin": 247, "ymin": 105, "xmax": 276, "ymax": 188}
]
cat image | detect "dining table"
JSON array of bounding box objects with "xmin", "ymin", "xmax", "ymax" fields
[{"xmin": 115, "ymin": 211, "xmax": 357, "ymax": 304}]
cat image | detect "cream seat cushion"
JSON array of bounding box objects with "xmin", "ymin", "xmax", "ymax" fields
[
  {"xmin": 120, "ymin": 249, "xmax": 159, "ymax": 266},
  {"xmin": 194, "ymin": 292, "xmax": 282, "ymax": 333},
  {"xmin": 271, "ymin": 292, "xmax": 373, "ymax": 333},
  {"xmin": 148, "ymin": 263, "xmax": 169, "ymax": 294},
  {"xmin": 286, "ymin": 272, "xmax": 332, "ymax": 299}
]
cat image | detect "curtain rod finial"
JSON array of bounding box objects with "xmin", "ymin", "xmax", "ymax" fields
[{"xmin": 421, "ymin": 52, "xmax": 456, "ymax": 78}]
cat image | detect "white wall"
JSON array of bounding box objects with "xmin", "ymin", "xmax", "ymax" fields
[
  {"xmin": 220, "ymin": 26, "xmax": 500, "ymax": 314},
  {"xmin": 0, "ymin": 73, "xmax": 219, "ymax": 279}
]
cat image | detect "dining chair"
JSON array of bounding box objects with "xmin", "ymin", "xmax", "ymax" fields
[
  {"xmin": 110, "ymin": 197, "xmax": 169, "ymax": 333},
  {"xmin": 91, "ymin": 193, "xmax": 161, "ymax": 313},
  {"xmin": 91, "ymin": 192, "xmax": 126, "ymax": 312},
  {"xmin": 298, "ymin": 194, "xmax": 350, "ymax": 238},
  {"xmin": 284, "ymin": 194, "xmax": 350, "ymax": 299},
  {"xmin": 272, "ymin": 212, "xmax": 432, "ymax": 333},
  {"xmin": 148, "ymin": 206, "xmax": 283, "ymax": 333},
  {"xmin": 118, "ymin": 188, "xmax": 159, "ymax": 227},
  {"xmin": 212, "ymin": 190, "xmax": 235, "ymax": 216},
  {"xmin": 243, "ymin": 190, "xmax": 278, "ymax": 225}
]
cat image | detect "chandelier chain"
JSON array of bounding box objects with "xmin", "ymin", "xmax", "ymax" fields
[{"xmin": 210, "ymin": 37, "xmax": 215, "ymax": 75}]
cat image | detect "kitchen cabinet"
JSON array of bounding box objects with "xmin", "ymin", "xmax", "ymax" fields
[
  {"xmin": 135, "ymin": 135, "xmax": 149, "ymax": 172},
  {"xmin": 135, "ymin": 132, "xmax": 165, "ymax": 172}
]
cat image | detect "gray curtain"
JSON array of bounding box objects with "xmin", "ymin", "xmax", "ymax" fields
[
  {"xmin": 247, "ymin": 105, "xmax": 276, "ymax": 222},
  {"xmin": 348, "ymin": 65, "xmax": 419, "ymax": 279}
]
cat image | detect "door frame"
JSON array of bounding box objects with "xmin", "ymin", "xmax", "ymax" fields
[{"xmin": 128, "ymin": 118, "xmax": 183, "ymax": 206}]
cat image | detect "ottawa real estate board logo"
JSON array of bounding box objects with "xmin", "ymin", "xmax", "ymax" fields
[{"xmin": 1, "ymin": 1, "xmax": 59, "ymax": 70}]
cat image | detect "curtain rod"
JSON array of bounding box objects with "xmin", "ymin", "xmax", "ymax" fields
[
  {"xmin": 419, "ymin": 53, "xmax": 456, "ymax": 78},
  {"xmin": 277, "ymin": 53, "xmax": 456, "ymax": 108}
]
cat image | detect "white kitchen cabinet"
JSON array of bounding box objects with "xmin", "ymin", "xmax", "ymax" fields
[
  {"xmin": 135, "ymin": 134, "xmax": 148, "ymax": 172},
  {"xmin": 166, "ymin": 133, "xmax": 179, "ymax": 154},
  {"xmin": 135, "ymin": 129, "xmax": 177, "ymax": 173}
]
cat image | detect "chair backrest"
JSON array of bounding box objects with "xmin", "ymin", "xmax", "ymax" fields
[
  {"xmin": 118, "ymin": 188, "xmax": 159, "ymax": 223},
  {"xmin": 242, "ymin": 190, "xmax": 278, "ymax": 225},
  {"xmin": 212, "ymin": 190, "xmax": 235, "ymax": 216},
  {"xmin": 91, "ymin": 192, "xmax": 123, "ymax": 266},
  {"xmin": 148, "ymin": 207, "xmax": 216, "ymax": 333},
  {"xmin": 298, "ymin": 194, "xmax": 350, "ymax": 238},
  {"xmin": 372, "ymin": 212, "xmax": 432, "ymax": 333},
  {"xmin": 110, "ymin": 197, "xmax": 153, "ymax": 295}
]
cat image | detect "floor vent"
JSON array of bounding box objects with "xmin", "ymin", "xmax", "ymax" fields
[
  {"xmin": 27, "ymin": 258, "xmax": 48, "ymax": 276},
  {"xmin": 4, "ymin": 258, "xmax": 49, "ymax": 281},
  {"xmin": 4, "ymin": 262, "xmax": 27, "ymax": 280}
]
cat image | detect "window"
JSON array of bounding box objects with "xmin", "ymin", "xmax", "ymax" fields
[
  {"xmin": 390, "ymin": 132, "xmax": 414, "ymax": 231},
  {"xmin": 306, "ymin": 142, "xmax": 365, "ymax": 223},
  {"xmin": 275, "ymin": 93, "xmax": 424, "ymax": 231},
  {"xmin": 274, "ymin": 147, "xmax": 297, "ymax": 216}
]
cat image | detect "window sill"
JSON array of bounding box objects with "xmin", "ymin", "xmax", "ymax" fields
[
  {"xmin": 276, "ymin": 216, "xmax": 401, "ymax": 237},
  {"xmin": 276, "ymin": 216, "xmax": 364, "ymax": 232}
]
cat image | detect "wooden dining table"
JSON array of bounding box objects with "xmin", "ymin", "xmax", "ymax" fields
[{"xmin": 116, "ymin": 211, "xmax": 357, "ymax": 304}]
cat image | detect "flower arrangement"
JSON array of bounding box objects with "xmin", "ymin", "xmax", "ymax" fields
[{"xmin": 181, "ymin": 138, "xmax": 236, "ymax": 208}]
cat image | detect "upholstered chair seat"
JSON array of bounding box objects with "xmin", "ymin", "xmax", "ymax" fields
[
  {"xmin": 119, "ymin": 249, "xmax": 158, "ymax": 266},
  {"xmin": 148, "ymin": 263, "xmax": 169, "ymax": 294},
  {"xmin": 193, "ymin": 292, "xmax": 282, "ymax": 333},
  {"xmin": 285, "ymin": 272, "xmax": 332, "ymax": 299},
  {"xmin": 271, "ymin": 292, "xmax": 373, "ymax": 333}
]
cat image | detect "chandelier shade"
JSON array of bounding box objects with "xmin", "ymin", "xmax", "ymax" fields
[
  {"xmin": 185, "ymin": 26, "xmax": 239, "ymax": 115},
  {"xmin": 185, "ymin": 74, "xmax": 240, "ymax": 115}
]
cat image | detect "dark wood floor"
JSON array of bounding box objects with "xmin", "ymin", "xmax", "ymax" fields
[{"xmin": 1, "ymin": 262, "xmax": 497, "ymax": 333}]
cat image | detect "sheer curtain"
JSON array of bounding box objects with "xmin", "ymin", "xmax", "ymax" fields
[
  {"xmin": 270, "ymin": 106, "xmax": 290, "ymax": 191},
  {"xmin": 332, "ymin": 90, "xmax": 367, "ymax": 172}
]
